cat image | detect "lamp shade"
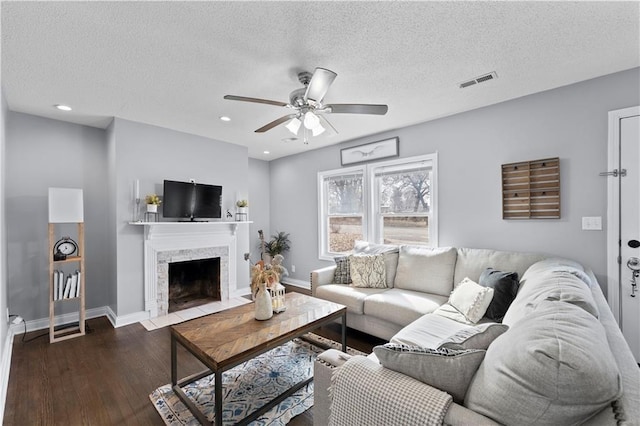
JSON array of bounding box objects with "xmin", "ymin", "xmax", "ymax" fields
[{"xmin": 48, "ymin": 188, "xmax": 84, "ymax": 223}]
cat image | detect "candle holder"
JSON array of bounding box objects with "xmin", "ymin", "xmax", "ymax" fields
[{"xmin": 269, "ymin": 282, "xmax": 286, "ymax": 313}]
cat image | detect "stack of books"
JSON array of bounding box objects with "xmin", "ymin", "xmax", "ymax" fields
[{"xmin": 52, "ymin": 270, "xmax": 81, "ymax": 300}]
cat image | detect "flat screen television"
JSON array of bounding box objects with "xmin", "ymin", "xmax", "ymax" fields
[{"xmin": 163, "ymin": 180, "xmax": 222, "ymax": 221}]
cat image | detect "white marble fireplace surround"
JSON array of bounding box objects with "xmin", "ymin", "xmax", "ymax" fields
[{"xmin": 143, "ymin": 222, "xmax": 239, "ymax": 319}]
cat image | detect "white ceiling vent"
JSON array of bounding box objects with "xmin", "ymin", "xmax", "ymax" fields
[{"xmin": 459, "ymin": 72, "xmax": 498, "ymax": 89}]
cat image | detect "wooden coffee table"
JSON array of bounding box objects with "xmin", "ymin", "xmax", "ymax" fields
[{"xmin": 170, "ymin": 292, "xmax": 346, "ymax": 425}]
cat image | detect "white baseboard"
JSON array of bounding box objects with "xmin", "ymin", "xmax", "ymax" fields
[
  {"xmin": 281, "ymin": 278, "xmax": 310, "ymax": 289},
  {"xmin": 0, "ymin": 326, "xmax": 15, "ymax": 423}
]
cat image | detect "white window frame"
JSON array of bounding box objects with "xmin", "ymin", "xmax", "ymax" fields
[
  {"xmin": 318, "ymin": 165, "xmax": 367, "ymax": 261},
  {"xmin": 318, "ymin": 153, "xmax": 438, "ymax": 260}
]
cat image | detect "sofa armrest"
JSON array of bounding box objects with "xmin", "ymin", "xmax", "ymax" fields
[
  {"xmin": 314, "ymin": 349, "xmax": 353, "ymax": 426},
  {"xmin": 310, "ymin": 265, "xmax": 337, "ymax": 296}
]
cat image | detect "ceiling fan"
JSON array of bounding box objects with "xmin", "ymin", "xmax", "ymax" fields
[{"xmin": 224, "ymin": 67, "xmax": 388, "ymax": 138}]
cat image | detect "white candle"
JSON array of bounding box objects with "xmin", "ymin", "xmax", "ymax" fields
[{"xmin": 134, "ymin": 179, "xmax": 140, "ymax": 199}]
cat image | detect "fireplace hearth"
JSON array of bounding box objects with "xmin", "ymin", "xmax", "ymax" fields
[{"xmin": 168, "ymin": 258, "xmax": 221, "ymax": 313}]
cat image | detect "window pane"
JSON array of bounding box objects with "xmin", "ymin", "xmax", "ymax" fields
[
  {"xmin": 382, "ymin": 216, "xmax": 429, "ymax": 245},
  {"xmin": 377, "ymin": 168, "xmax": 431, "ymax": 214},
  {"xmin": 328, "ymin": 216, "xmax": 363, "ymax": 254},
  {"xmin": 327, "ymin": 174, "xmax": 363, "ymax": 215}
]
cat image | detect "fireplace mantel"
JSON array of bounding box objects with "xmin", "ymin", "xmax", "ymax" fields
[{"xmin": 130, "ymin": 221, "xmax": 252, "ymax": 237}]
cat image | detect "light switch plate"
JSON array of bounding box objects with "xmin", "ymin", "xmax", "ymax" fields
[{"xmin": 582, "ymin": 216, "xmax": 602, "ymax": 231}]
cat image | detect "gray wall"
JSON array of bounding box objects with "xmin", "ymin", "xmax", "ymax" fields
[
  {"xmin": 110, "ymin": 118, "xmax": 251, "ymax": 316},
  {"xmin": 248, "ymin": 158, "xmax": 271, "ymax": 262},
  {"xmin": 1, "ymin": 91, "xmax": 8, "ymax": 350},
  {"xmin": 269, "ymin": 67, "xmax": 640, "ymax": 290},
  {"xmin": 5, "ymin": 112, "xmax": 109, "ymax": 321}
]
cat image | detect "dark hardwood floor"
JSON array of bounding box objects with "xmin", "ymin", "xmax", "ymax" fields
[{"xmin": 4, "ymin": 307, "xmax": 383, "ymax": 425}]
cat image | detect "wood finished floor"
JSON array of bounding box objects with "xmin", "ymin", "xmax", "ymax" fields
[{"xmin": 4, "ymin": 312, "xmax": 383, "ymax": 425}]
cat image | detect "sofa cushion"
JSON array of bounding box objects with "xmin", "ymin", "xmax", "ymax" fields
[
  {"xmin": 465, "ymin": 300, "xmax": 622, "ymax": 425},
  {"xmin": 503, "ymin": 260, "xmax": 599, "ymax": 326},
  {"xmin": 333, "ymin": 256, "xmax": 352, "ymax": 284},
  {"xmin": 349, "ymin": 254, "xmax": 387, "ymax": 288},
  {"xmin": 364, "ymin": 288, "xmax": 448, "ymax": 326},
  {"xmin": 453, "ymin": 248, "xmax": 545, "ymax": 286},
  {"xmin": 478, "ymin": 268, "xmax": 519, "ymax": 322},
  {"xmin": 374, "ymin": 343, "xmax": 486, "ymax": 403},
  {"xmin": 315, "ymin": 284, "xmax": 387, "ymax": 315},
  {"xmin": 394, "ymin": 246, "xmax": 457, "ymax": 296},
  {"xmin": 354, "ymin": 240, "xmax": 399, "ymax": 288}
]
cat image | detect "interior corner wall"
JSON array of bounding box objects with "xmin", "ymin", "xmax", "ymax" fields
[
  {"xmin": 111, "ymin": 118, "xmax": 250, "ymax": 317},
  {"xmin": 106, "ymin": 120, "xmax": 117, "ymax": 313},
  {"xmin": 0, "ymin": 90, "xmax": 9, "ymax": 348},
  {"xmin": 269, "ymin": 67, "xmax": 640, "ymax": 291},
  {"xmin": 248, "ymin": 158, "xmax": 270, "ymax": 262},
  {"xmin": 4, "ymin": 112, "xmax": 110, "ymax": 322}
]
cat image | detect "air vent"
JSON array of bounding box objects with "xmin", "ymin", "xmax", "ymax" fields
[{"xmin": 459, "ymin": 72, "xmax": 498, "ymax": 89}]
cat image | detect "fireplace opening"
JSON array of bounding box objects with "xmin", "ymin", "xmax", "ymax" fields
[{"xmin": 168, "ymin": 257, "xmax": 221, "ymax": 313}]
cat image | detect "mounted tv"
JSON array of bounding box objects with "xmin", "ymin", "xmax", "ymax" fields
[{"xmin": 163, "ymin": 180, "xmax": 222, "ymax": 221}]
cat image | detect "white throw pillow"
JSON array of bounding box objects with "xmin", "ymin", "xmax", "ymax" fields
[
  {"xmin": 349, "ymin": 253, "xmax": 387, "ymax": 288},
  {"xmin": 434, "ymin": 278, "xmax": 494, "ymax": 324}
]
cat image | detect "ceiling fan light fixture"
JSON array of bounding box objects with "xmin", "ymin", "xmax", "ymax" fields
[
  {"xmin": 285, "ymin": 117, "xmax": 301, "ymax": 135},
  {"xmin": 312, "ymin": 124, "xmax": 325, "ymax": 136},
  {"xmin": 303, "ymin": 111, "xmax": 320, "ymax": 130}
]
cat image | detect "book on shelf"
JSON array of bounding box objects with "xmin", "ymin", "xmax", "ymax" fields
[
  {"xmin": 63, "ymin": 275, "xmax": 72, "ymax": 299},
  {"xmin": 53, "ymin": 270, "xmax": 59, "ymax": 301},
  {"xmin": 75, "ymin": 270, "xmax": 81, "ymax": 298},
  {"xmin": 58, "ymin": 270, "xmax": 64, "ymax": 300},
  {"xmin": 69, "ymin": 272, "xmax": 77, "ymax": 299}
]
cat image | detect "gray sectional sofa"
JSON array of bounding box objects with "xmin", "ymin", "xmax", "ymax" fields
[{"xmin": 311, "ymin": 242, "xmax": 639, "ymax": 425}]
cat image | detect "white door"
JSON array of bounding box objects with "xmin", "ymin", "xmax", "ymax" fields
[{"xmin": 607, "ymin": 106, "xmax": 640, "ymax": 362}]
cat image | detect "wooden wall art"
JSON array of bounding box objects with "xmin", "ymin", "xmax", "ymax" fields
[{"xmin": 502, "ymin": 157, "xmax": 560, "ymax": 219}]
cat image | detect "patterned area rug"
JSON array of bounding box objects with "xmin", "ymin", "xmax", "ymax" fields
[{"xmin": 150, "ymin": 334, "xmax": 365, "ymax": 425}]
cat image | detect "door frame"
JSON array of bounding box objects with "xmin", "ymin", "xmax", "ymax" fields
[{"xmin": 607, "ymin": 106, "xmax": 640, "ymax": 324}]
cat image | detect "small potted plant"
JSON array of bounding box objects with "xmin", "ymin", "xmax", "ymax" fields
[
  {"xmin": 236, "ymin": 199, "xmax": 248, "ymax": 221},
  {"xmin": 145, "ymin": 194, "xmax": 162, "ymax": 213},
  {"xmin": 265, "ymin": 231, "xmax": 291, "ymax": 257}
]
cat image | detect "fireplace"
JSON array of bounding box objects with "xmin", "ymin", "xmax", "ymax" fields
[
  {"xmin": 168, "ymin": 257, "xmax": 221, "ymax": 313},
  {"xmin": 143, "ymin": 222, "xmax": 239, "ymax": 319}
]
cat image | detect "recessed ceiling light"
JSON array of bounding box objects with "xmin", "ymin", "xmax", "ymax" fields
[
  {"xmin": 263, "ymin": 151, "xmax": 270, "ymax": 155},
  {"xmin": 282, "ymin": 137, "xmax": 298, "ymax": 143},
  {"xmin": 54, "ymin": 104, "xmax": 72, "ymax": 111},
  {"xmin": 219, "ymin": 116, "xmax": 231, "ymax": 122}
]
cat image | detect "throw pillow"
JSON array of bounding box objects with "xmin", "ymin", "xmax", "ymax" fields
[
  {"xmin": 393, "ymin": 246, "xmax": 457, "ymax": 296},
  {"xmin": 464, "ymin": 300, "xmax": 622, "ymax": 425},
  {"xmin": 349, "ymin": 254, "xmax": 387, "ymax": 288},
  {"xmin": 438, "ymin": 323, "xmax": 509, "ymax": 350},
  {"xmin": 353, "ymin": 240, "xmax": 399, "ymax": 288},
  {"xmin": 333, "ymin": 256, "xmax": 352, "ymax": 284},
  {"xmin": 433, "ymin": 278, "xmax": 493, "ymax": 324},
  {"xmin": 478, "ymin": 268, "xmax": 519, "ymax": 322},
  {"xmin": 374, "ymin": 343, "xmax": 486, "ymax": 403}
]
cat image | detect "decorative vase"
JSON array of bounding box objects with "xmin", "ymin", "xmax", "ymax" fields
[
  {"xmin": 254, "ymin": 282, "xmax": 273, "ymax": 320},
  {"xmin": 147, "ymin": 204, "xmax": 158, "ymax": 213},
  {"xmin": 236, "ymin": 206, "xmax": 248, "ymax": 222}
]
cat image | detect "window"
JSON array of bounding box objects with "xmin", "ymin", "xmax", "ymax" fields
[{"xmin": 318, "ymin": 154, "xmax": 437, "ymax": 260}]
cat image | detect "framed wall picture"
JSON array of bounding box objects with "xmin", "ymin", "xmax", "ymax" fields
[{"xmin": 341, "ymin": 137, "xmax": 399, "ymax": 166}]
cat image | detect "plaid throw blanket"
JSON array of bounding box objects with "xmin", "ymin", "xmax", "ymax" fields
[{"xmin": 329, "ymin": 356, "xmax": 452, "ymax": 426}]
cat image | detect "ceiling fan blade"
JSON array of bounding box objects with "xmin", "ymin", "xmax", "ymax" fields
[
  {"xmin": 255, "ymin": 114, "xmax": 297, "ymax": 133},
  {"xmin": 325, "ymin": 104, "xmax": 388, "ymax": 115},
  {"xmin": 304, "ymin": 68, "xmax": 337, "ymax": 104},
  {"xmin": 224, "ymin": 95, "xmax": 288, "ymax": 107}
]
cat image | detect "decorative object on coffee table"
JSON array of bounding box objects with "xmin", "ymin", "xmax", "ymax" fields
[
  {"xmin": 270, "ymin": 282, "xmax": 286, "ymax": 313},
  {"xmin": 254, "ymin": 282, "xmax": 273, "ymax": 320}
]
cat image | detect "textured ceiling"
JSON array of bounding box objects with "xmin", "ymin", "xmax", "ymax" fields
[{"xmin": 2, "ymin": 1, "xmax": 639, "ymax": 160}]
